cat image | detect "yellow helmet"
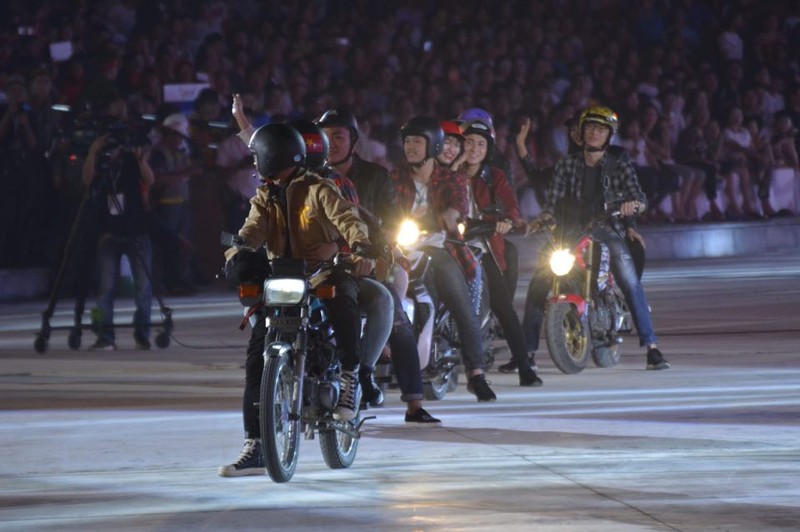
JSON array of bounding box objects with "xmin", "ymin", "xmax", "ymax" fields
[{"xmin": 579, "ymin": 106, "xmax": 619, "ymax": 135}]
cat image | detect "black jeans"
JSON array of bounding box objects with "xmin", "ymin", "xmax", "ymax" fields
[
  {"xmin": 242, "ymin": 275, "xmax": 361, "ymax": 439},
  {"xmin": 422, "ymin": 246, "xmax": 485, "ymax": 373},
  {"xmin": 386, "ymin": 286, "xmax": 424, "ymax": 402},
  {"xmin": 503, "ymin": 238, "xmax": 519, "ymax": 298},
  {"xmin": 482, "ymin": 254, "xmax": 531, "ymax": 368}
]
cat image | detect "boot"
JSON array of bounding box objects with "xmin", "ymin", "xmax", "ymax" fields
[{"xmin": 359, "ymin": 365, "xmax": 384, "ymax": 407}]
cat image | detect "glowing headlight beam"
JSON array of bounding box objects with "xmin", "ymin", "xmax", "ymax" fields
[{"xmin": 549, "ymin": 249, "xmax": 576, "ymax": 276}]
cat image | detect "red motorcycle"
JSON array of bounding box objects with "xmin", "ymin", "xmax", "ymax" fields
[{"xmin": 535, "ymin": 212, "xmax": 634, "ymax": 374}]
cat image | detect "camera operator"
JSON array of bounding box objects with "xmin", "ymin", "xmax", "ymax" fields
[{"xmin": 81, "ymin": 108, "xmax": 155, "ymax": 350}]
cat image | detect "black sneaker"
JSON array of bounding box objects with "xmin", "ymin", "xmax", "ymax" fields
[
  {"xmin": 498, "ymin": 354, "xmax": 537, "ymax": 374},
  {"xmin": 646, "ymin": 347, "xmax": 670, "ymax": 370},
  {"xmin": 404, "ymin": 407, "xmax": 442, "ymax": 427},
  {"xmin": 217, "ymin": 438, "xmax": 265, "ymax": 477},
  {"xmin": 359, "ymin": 366, "xmax": 384, "ymax": 408},
  {"xmin": 497, "ymin": 359, "xmax": 518, "ymax": 373},
  {"xmin": 467, "ymin": 373, "xmax": 497, "ymax": 402},
  {"xmin": 89, "ymin": 338, "xmax": 117, "ymax": 351},
  {"xmin": 334, "ymin": 369, "xmax": 361, "ymax": 421},
  {"xmin": 519, "ymin": 367, "xmax": 543, "ymax": 387},
  {"xmin": 134, "ymin": 332, "xmax": 151, "ymax": 351}
]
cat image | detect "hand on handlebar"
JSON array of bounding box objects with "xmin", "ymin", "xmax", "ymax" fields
[
  {"xmin": 620, "ymin": 200, "xmax": 644, "ymax": 217},
  {"xmin": 351, "ymin": 257, "xmax": 375, "ymax": 277},
  {"xmin": 525, "ymin": 213, "xmax": 555, "ymax": 237},
  {"xmin": 495, "ymin": 219, "xmax": 513, "ymax": 235}
]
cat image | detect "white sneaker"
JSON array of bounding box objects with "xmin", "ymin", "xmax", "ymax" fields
[
  {"xmin": 333, "ymin": 369, "xmax": 361, "ymax": 421},
  {"xmin": 217, "ymin": 438, "xmax": 265, "ymax": 477}
]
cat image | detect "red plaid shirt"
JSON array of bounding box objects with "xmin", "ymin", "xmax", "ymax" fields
[{"xmin": 391, "ymin": 165, "xmax": 478, "ymax": 281}]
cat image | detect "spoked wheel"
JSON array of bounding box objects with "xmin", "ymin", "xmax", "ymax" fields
[
  {"xmin": 260, "ymin": 351, "xmax": 301, "ymax": 483},
  {"xmin": 319, "ymin": 414, "xmax": 360, "ymax": 470},
  {"xmin": 545, "ymin": 302, "xmax": 589, "ymax": 374}
]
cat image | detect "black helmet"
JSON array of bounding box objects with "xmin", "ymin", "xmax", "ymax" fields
[
  {"xmin": 461, "ymin": 119, "xmax": 495, "ymax": 156},
  {"xmin": 315, "ymin": 108, "xmax": 360, "ymax": 144},
  {"xmin": 288, "ymin": 119, "xmax": 329, "ymax": 171},
  {"xmin": 399, "ymin": 116, "xmax": 444, "ymax": 158},
  {"xmin": 248, "ymin": 124, "xmax": 306, "ymax": 179}
]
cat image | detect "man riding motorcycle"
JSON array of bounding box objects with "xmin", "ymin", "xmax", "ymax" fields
[
  {"xmin": 219, "ymin": 123, "xmax": 374, "ymax": 477},
  {"xmin": 526, "ymin": 105, "xmax": 670, "ymax": 372}
]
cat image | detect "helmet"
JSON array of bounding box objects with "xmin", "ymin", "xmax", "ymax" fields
[
  {"xmin": 458, "ymin": 108, "xmax": 494, "ymax": 133},
  {"xmin": 248, "ymin": 124, "xmax": 306, "ymax": 179},
  {"xmin": 399, "ymin": 116, "xmax": 445, "ymax": 158},
  {"xmin": 288, "ymin": 119, "xmax": 329, "ymax": 171},
  {"xmin": 460, "ymin": 119, "xmax": 495, "ymax": 154},
  {"xmin": 579, "ymin": 105, "xmax": 618, "ymax": 135},
  {"xmin": 440, "ymin": 120, "xmax": 464, "ymax": 140},
  {"xmin": 315, "ymin": 108, "xmax": 360, "ymax": 144}
]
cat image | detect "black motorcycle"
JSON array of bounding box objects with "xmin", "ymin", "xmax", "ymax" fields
[{"xmin": 223, "ymin": 233, "xmax": 377, "ymax": 483}]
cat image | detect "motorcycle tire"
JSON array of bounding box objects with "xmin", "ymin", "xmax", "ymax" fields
[
  {"xmin": 545, "ymin": 301, "xmax": 590, "ymax": 374},
  {"xmin": 260, "ymin": 349, "xmax": 301, "ymax": 483},
  {"xmin": 319, "ymin": 415, "xmax": 360, "ymax": 470},
  {"xmin": 423, "ymin": 373, "xmax": 451, "ymax": 401},
  {"xmin": 592, "ymin": 344, "xmax": 620, "ymax": 368}
]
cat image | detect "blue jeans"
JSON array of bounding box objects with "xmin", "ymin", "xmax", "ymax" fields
[
  {"xmin": 423, "ymin": 246, "xmax": 486, "ymax": 373},
  {"xmin": 95, "ymin": 234, "xmax": 153, "ymax": 342},
  {"xmin": 358, "ymin": 277, "xmax": 394, "ymax": 368},
  {"xmin": 523, "ymin": 226, "xmax": 657, "ymax": 351},
  {"xmin": 590, "ymin": 225, "xmax": 657, "ymax": 347}
]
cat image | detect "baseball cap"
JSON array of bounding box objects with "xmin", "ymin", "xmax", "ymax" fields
[{"xmin": 162, "ymin": 113, "xmax": 190, "ymax": 138}]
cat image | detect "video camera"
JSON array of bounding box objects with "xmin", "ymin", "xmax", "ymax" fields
[{"xmin": 68, "ymin": 114, "xmax": 151, "ymax": 156}]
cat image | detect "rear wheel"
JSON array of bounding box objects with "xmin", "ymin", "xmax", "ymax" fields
[
  {"xmin": 319, "ymin": 415, "xmax": 360, "ymax": 470},
  {"xmin": 260, "ymin": 350, "xmax": 300, "ymax": 483},
  {"xmin": 592, "ymin": 343, "xmax": 621, "ymax": 368},
  {"xmin": 545, "ymin": 302, "xmax": 589, "ymax": 374}
]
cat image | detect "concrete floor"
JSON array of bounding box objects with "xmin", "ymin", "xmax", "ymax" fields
[{"xmin": 1, "ymin": 251, "xmax": 799, "ymax": 531}]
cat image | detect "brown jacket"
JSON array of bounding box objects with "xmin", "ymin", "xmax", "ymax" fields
[{"xmin": 224, "ymin": 169, "xmax": 371, "ymax": 265}]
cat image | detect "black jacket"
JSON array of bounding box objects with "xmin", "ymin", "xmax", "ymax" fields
[{"xmin": 346, "ymin": 154, "xmax": 403, "ymax": 233}]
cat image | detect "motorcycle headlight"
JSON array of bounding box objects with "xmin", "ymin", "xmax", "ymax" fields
[
  {"xmin": 396, "ymin": 219, "xmax": 421, "ymax": 248},
  {"xmin": 263, "ymin": 278, "xmax": 307, "ymax": 305},
  {"xmin": 549, "ymin": 249, "xmax": 575, "ymax": 277},
  {"xmin": 457, "ymin": 221, "xmax": 466, "ymax": 236}
]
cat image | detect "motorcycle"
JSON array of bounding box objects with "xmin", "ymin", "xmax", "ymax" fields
[
  {"xmin": 222, "ymin": 232, "xmax": 380, "ymax": 483},
  {"xmin": 533, "ymin": 210, "xmax": 634, "ymax": 375},
  {"xmin": 374, "ymin": 220, "xmax": 465, "ymax": 400}
]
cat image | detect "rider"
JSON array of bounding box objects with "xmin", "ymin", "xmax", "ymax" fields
[
  {"xmin": 460, "ymin": 119, "xmax": 543, "ymax": 387},
  {"xmin": 286, "ymin": 118, "xmax": 393, "ymax": 410},
  {"xmin": 228, "ymin": 99, "xmax": 391, "ymax": 409},
  {"xmin": 527, "ymin": 105, "xmax": 670, "ymax": 371},
  {"xmin": 514, "ymin": 109, "xmax": 647, "ymax": 372},
  {"xmin": 436, "ymin": 120, "xmax": 467, "ymax": 170},
  {"xmin": 219, "ymin": 123, "xmax": 374, "ymax": 477},
  {"xmin": 315, "ymin": 107, "xmax": 441, "ymax": 423},
  {"xmin": 392, "ymin": 116, "xmax": 497, "ymax": 402}
]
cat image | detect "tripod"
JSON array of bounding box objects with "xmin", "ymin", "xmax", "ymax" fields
[{"xmin": 34, "ymin": 152, "xmax": 174, "ymax": 353}]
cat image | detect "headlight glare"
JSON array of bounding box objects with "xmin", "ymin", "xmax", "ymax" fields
[
  {"xmin": 396, "ymin": 219, "xmax": 421, "ymax": 248},
  {"xmin": 263, "ymin": 278, "xmax": 306, "ymax": 305},
  {"xmin": 549, "ymin": 249, "xmax": 575, "ymax": 276}
]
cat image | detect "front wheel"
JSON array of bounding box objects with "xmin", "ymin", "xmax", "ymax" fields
[
  {"xmin": 319, "ymin": 416, "xmax": 360, "ymax": 470},
  {"xmin": 545, "ymin": 301, "xmax": 589, "ymax": 374},
  {"xmin": 260, "ymin": 350, "xmax": 301, "ymax": 483}
]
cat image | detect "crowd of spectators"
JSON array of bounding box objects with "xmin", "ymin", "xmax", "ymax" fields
[{"xmin": 1, "ymin": 0, "xmax": 799, "ymax": 287}]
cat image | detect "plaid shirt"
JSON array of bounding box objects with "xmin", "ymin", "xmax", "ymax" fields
[
  {"xmin": 391, "ymin": 165, "xmax": 478, "ymax": 281},
  {"xmin": 545, "ymin": 149, "xmax": 647, "ymax": 220}
]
